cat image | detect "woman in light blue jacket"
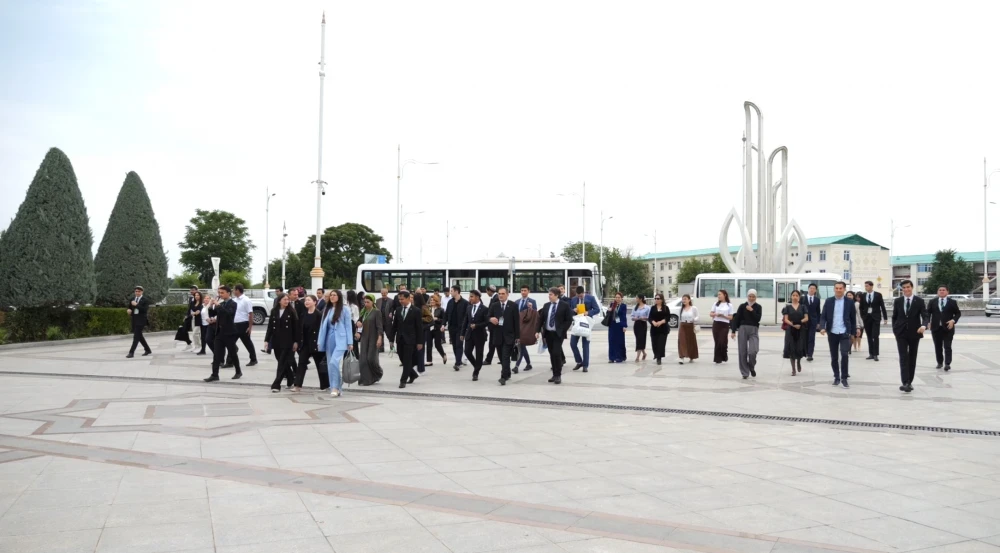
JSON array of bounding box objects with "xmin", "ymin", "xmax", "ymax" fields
[{"xmin": 318, "ymin": 290, "xmax": 354, "ymax": 397}]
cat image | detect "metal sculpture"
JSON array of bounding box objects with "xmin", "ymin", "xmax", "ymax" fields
[{"xmin": 719, "ymin": 102, "xmax": 807, "ymax": 273}]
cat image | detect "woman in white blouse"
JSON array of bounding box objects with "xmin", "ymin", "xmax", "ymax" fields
[
  {"xmin": 709, "ymin": 290, "xmax": 734, "ymax": 364},
  {"xmin": 677, "ymin": 294, "xmax": 699, "ymax": 364}
]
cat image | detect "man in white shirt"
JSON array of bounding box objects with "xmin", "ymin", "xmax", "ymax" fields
[{"xmin": 225, "ymin": 284, "xmax": 259, "ymax": 367}]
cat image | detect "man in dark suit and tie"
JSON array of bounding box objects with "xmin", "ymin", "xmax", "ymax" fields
[
  {"xmin": 858, "ymin": 280, "xmax": 888, "ymax": 361},
  {"xmin": 483, "ymin": 286, "xmax": 500, "ymax": 365},
  {"xmin": 804, "ymin": 283, "xmax": 821, "ymax": 362},
  {"xmin": 537, "ymin": 287, "xmax": 574, "ymax": 384},
  {"xmin": 892, "ymin": 280, "xmax": 929, "ymax": 393},
  {"xmin": 445, "ymin": 285, "xmax": 469, "ymax": 370},
  {"xmin": 126, "ymin": 286, "xmax": 152, "ymax": 358},
  {"xmin": 391, "ymin": 291, "xmax": 423, "ymax": 388},
  {"xmin": 204, "ymin": 285, "xmax": 242, "ymax": 382},
  {"xmin": 515, "ymin": 285, "xmax": 537, "ymax": 372},
  {"xmin": 462, "ymin": 289, "xmax": 489, "ymax": 381},
  {"xmin": 818, "ymin": 281, "xmax": 858, "ymax": 388},
  {"xmin": 488, "ymin": 287, "xmax": 521, "ymax": 385},
  {"xmin": 928, "ymin": 285, "xmax": 961, "ymax": 371}
]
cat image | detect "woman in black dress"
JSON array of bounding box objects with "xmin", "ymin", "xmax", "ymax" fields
[
  {"xmin": 648, "ymin": 294, "xmax": 671, "ymax": 365},
  {"xmin": 782, "ymin": 289, "xmax": 809, "ymax": 375},
  {"xmin": 264, "ymin": 293, "xmax": 302, "ymax": 392},
  {"xmin": 294, "ymin": 295, "xmax": 331, "ymax": 392},
  {"xmin": 426, "ymin": 294, "xmax": 448, "ymax": 366}
]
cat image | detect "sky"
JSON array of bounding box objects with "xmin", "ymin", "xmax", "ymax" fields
[{"xmin": 2, "ymin": 0, "xmax": 1000, "ymax": 284}]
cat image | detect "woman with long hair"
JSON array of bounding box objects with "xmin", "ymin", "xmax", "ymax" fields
[
  {"xmin": 426, "ymin": 293, "xmax": 448, "ymax": 366},
  {"xmin": 198, "ymin": 293, "xmax": 214, "ymax": 355},
  {"xmin": 190, "ymin": 291, "xmax": 203, "ymax": 353},
  {"xmin": 648, "ymin": 294, "xmax": 671, "ymax": 364},
  {"xmin": 294, "ymin": 294, "xmax": 330, "ymax": 391},
  {"xmin": 630, "ymin": 295, "xmax": 650, "ymax": 362},
  {"xmin": 782, "ymin": 289, "xmax": 808, "ymax": 375},
  {"xmin": 414, "ymin": 293, "xmax": 430, "ymax": 373},
  {"xmin": 846, "ymin": 291, "xmax": 863, "ymax": 353},
  {"xmin": 677, "ymin": 294, "xmax": 699, "ymax": 364},
  {"xmin": 607, "ymin": 292, "xmax": 628, "ymax": 363},
  {"xmin": 347, "ymin": 289, "xmax": 361, "ymax": 349},
  {"xmin": 264, "ymin": 293, "xmax": 301, "ymax": 392},
  {"xmin": 318, "ymin": 290, "xmax": 353, "ymax": 397},
  {"xmin": 356, "ymin": 294, "xmax": 384, "ymax": 385},
  {"xmin": 710, "ymin": 290, "xmax": 734, "ymax": 364}
]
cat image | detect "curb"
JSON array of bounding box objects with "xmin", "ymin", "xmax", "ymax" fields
[{"xmin": 0, "ymin": 331, "xmax": 174, "ymax": 351}]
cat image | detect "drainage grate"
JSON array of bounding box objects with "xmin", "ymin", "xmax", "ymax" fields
[{"xmin": 3, "ymin": 370, "xmax": 999, "ymax": 437}]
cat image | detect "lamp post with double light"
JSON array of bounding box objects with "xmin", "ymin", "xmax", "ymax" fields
[
  {"xmin": 557, "ymin": 182, "xmax": 586, "ymax": 261},
  {"xmin": 400, "ymin": 206, "xmax": 425, "ymax": 263},
  {"xmin": 265, "ymin": 188, "xmax": 276, "ymax": 289},
  {"xmin": 396, "ymin": 146, "xmax": 438, "ymax": 263},
  {"xmin": 446, "ymin": 220, "xmax": 469, "ymax": 263},
  {"xmin": 890, "ymin": 219, "xmax": 910, "ymax": 297},
  {"xmin": 599, "ymin": 211, "xmax": 613, "ymax": 297},
  {"xmin": 984, "ymin": 159, "xmax": 1000, "ymax": 299}
]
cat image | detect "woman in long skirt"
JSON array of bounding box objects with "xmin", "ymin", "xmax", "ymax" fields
[
  {"xmin": 264, "ymin": 293, "xmax": 301, "ymax": 392},
  {"xmin": 607, "ymin": 292, "xmax": 628, "ymax": 363},
  {"xmin": 709, "ymin": 290, "xmax": 734, "ymax": 364},
  {"xmin": 294, "ymin": 295, "xmax": 330, "ymax": 392},
  {"xmin": 648, "ymin": 294, "xmax": 670, "ymax": 364},
  {"xmin": 677, "ymin": 294, "xmax": 699, "ymax": 364},
  {"xmin": 318, "ymin": 290, "xmax": 353, "ymax": 398},
  {"xmin": 356, "ymin": 295, "xmax": 384, "ymax": 386},
  {"xmin": 782, "ymin": 290, "xmax": 809, "ymax": 375},
  {"xmin": 630, "ymin": 295, "xmax": 650, "ymax": 362}
]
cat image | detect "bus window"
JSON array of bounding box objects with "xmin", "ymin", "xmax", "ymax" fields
[
  {"xmin": 388, "ymin": 273, "xmax": 409, "ymax": 291},
  {"xmin": 698, "ymin": 278, "xmax": 736, "ymax": 298},
  {"xmin": 478, "ymin": 270, "xmax": 508, "ymax": 293},
  {"xmin": 513, "ymin": 271, "xmax": 537, "ymax": 293},
  {"xmin": 410, "ymin": 271, "xmax": 445, "ymax": 292},
  {"xmin": 537, "ymin": 271, "xmax": 563, "ymax": 292},
  {"xmin": 362, "ymin": 271, "xmax": 386, "ymax": 293},
  {"xmin": 738, "ymin": 279, "xmax": 774, "ymax": 298}
]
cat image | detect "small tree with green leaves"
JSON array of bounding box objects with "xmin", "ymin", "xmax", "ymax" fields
[
  {"xmin": 924, "ymin": 250, "xmax": 978, "ymax": 295},
  {"xmin": 220, "ymin": 270, "xmax": 251, "ymax": 289},
  {"xmin": 178, "ymin": 210, "xmax": 255, "ymax": 284},
  {"xmin": 94, "ymin": 172, "xmax": 168, "ymax": 305},
  {"xmin": 0, "ymin": 148, "xmax": 96, "ymax": 308},
  {"xmin": 171, "ymin": 273, "xmax": 204, "ymax": 289}
]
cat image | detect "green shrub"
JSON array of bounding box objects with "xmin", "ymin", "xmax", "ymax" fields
[
  {"xmin": 46, "ymin": 326, "xmax": 63, "ymax": 341},
  {"xmin": 0, "ymin": 305, "xmax": 188, "ymax": 343},
  {"xmin": 0, "ymin": 328, "xmax": 8, "ymax": 345}
]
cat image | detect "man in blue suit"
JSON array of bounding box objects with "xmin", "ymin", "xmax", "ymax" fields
[
  {"xmin": 819, "ymin": 281, "xmax": 858, "ymax": 388},
  {"xmin": 569, "ymin": 286, "xmax": 601, "ymax": 372},
  {"xmin": 514, "ymin": 285, "xmax": 537, "ymax": 372},
  {"xmin": 804, "ymin": 283, "xmax": 822, "ymax": 362}
]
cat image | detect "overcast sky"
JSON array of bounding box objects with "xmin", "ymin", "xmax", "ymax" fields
[{"xmin": 2, "ymin": 1, "xmax": 999, "ymax": 282}]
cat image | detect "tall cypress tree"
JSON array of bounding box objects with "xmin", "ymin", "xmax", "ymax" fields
[
  {"xmin": 94, "ymin": 171, "xmax": 168, "ymax": 305},
  {"xmin": 0, "ymin": 148, "xmax": 96, "ymax": 307}
]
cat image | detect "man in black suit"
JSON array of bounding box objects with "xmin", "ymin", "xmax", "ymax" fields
[
  {"xmin": 391, "ymin": 291, "xmax": 423, "ymax": 388},
  {"xmin": 858, "ymin": 280, "xmax": 887, "ymax": 361},
  {"xmin": 537, "ymin": 287, "xmax": 574, "ymax": 384},
  {"xmin": 892, "ymin": 280, "xmax": 929, "ymax": 393},
  {"xmin": 445, "ymin": 285, "xmax": 468, "ymax": 370},
  {"xmin": 483, "ymin": 286, "xmax": 500, "ymax": 365},
  {"xmin": 557, "ymin": 284, "xmax": 571, "ymax": 365},
  {"xmin": 376, "ymin": 288, "xmax": 394, "ymax": 353},
  {"xmin": 803, "ymin": 283, "xmax": 821, "ymax": 362},
  {"xmin": 205, "ymin": 285, "xmax": 242, "ymax": 382},
  {"xmin": 928, "ymin": 285, "xmax": 961, "ymax": 371},
  {"xmin": 462, "ymin": 289, "xmax": 489, "ymax": 381},
  {"xmin": 488, "ymin": 287, "xmax": 521, "ymax": 385},
  {"xmin": 126, "ymin": 286, "xmax": 152, "ymax": 358}
]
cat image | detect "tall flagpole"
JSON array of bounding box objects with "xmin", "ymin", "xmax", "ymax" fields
[{"xmin": 310, "ymin": 12, "xmax": 327, "ymax": 291}]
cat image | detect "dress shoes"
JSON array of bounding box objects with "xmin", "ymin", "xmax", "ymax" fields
[
  {"xmin": 142, "ymin": 351, "xmax": 152, "ymax": 356},
  {"xmin": 232, "ymin": 372, "xmax": 242, "ymax": 380},
  {"xmin": 944, "ymin": 365, "xmax": 951, "ymax": 372},
  {"xmin": 125, "ymin": 353, "xmax": 134, "ymax": 358},
  {"xmin": 524, "ymin": 365, "xmax": 532, "ymax": 371},
  {"xmin": 203, "ymin": 375, "xmax": 219, "ymax": 382},
  {"xmin": 833, "ymin": 379, "xmax": 841, "ymax": 386},
  {"xmin": 498, "ymin": 378, "xmax": 506, "ymax": 386},
  {"xmin": 573, "ymin": 364, "xmax": 583, "ymax": 371}
]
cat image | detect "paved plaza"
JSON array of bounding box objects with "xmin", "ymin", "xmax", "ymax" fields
[{"xmin": 0, "ymin": 328, "xmax": 998, "ymax": 553}]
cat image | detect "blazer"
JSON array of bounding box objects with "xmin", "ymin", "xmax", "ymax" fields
[
  {"xmin": 376, "ymin": 296, "xmax": 394, "ymax": 321},
  {"xmin": 537, "ymin": 301, "xmax": 574, "ymax": 337},
  {"xmin": 730, "ymin": 302, "xmax": 763, "ymax": 332},
  {"xmin": 927, "ymin": 297, "xmax": 962, "ymax": 332},
  {"xmin": 608, "ymin": 302, "xmax": 628, "ymax": 329},
  {"xmin": 299, "ymin": 310, "xmax": 321, "ymax": 353},
  {"xmin": 129, "ymin": 295, "xmax": 150, "ymax": 328},
  {"xmin": 803, "ymin": 293, "xmax": 822, "ymax": 321},
  {"xmin": 569, "ymin": 294, "xmax": 601, "ymax": 317},
  {"xmin": 214, "ymin": 298, "xmax": 240, "ymax": 335},
  {"xmin": 264, "ymin": 306, "xmax": 302, "ymax": 349},
  {"xmin": 391, "ymin": 303, "xmax": 424, "ymax": 346},
  {"xmin": 488, "ymin": 299, "xmax": 521, "ymax": 342},
  {"xmin": 516, "ymin": 297, "xmax": 537, "ymax": 312},
  {"xmin": 445, "ymin": 297, "xmax": 469, "ymax": 332},
  {"xmin": 318, "ymin": 306, "xmax": 353, "ymax": 352},
  {"xmin": 858, "ymin": 291, "xmax": 888, "ymax": 322},
  {"xmin": 892, "ymin": 295, "xmax": 929, "ymax": 339},
  {"xmin": 819, "ymin": 296, "xmax": 858, "ymax": 336},
  {"xmin": 462, "ymin": 301, "xmax": 489, "ymax": 341}
]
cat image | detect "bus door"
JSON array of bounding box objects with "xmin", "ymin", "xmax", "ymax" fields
[
  {"xmin": 568, "ymin": 276, "xmax": 592, "ymax": 295},
  {"xmin": 775, "ymin": 280, "xmax": 799, "ymax": 324}
]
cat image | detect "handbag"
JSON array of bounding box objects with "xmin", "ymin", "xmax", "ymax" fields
[
  {"xmin": 601, "ymin": 310, "xmax": 613, "ymax": 326},
  {"xmin": 342, "ymin": 351, "xmax": 360, "ymax": 386},
  {"xmin": 570, "ymin": 315, "xmax": 592, "ymax": 339},
  {"xmin": 781, "ymin": 322, "xmax": 790, "ymax": 331},
  {"xmin": 511, "ymin": 346, "xmax": 520, "ymax": 363}
]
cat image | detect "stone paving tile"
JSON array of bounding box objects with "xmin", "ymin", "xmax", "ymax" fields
[
  {"xmin": 95, "ymin": 521, "xmax": 215, "ymax": 553},
  {"xmin": 213, "ymin": 511, "xmax": 325, "ymax": 547},
  {"xmin": 839, "ymin": 515, "xmax": 967, "ymax": 551},
  {"xmin": 428, "ymin": 520, "xmax": 553, "ymax": 553},
  {"xmin": 0, "ymin": 528, "xmax": 103, "ymax": 553},
  {"xmin": 105, "ymin": 498, "xmax": 210, "ymax": 527},
  {"xmin": 0, "ymin": 504, "xmax": 111, "ymax": 536},
  {"xmin": 313, "ymin": 504, "xmax": 423, "ymax": 536},
  {"xmin": 325, "ymin": 526, "xmax": 453, "ymax": 553},
  {"xmin": 898, "ymin": 507, "xmax": 1000, "ymax": 540}
]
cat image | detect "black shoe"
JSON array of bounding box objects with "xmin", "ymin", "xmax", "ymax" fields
[
  {"xmin": 399, "ymin": 382, "xmax": 406, "ymax": 389},
  {"xmin": 417, "ymin": 368, "xmax": 425, "ymax": 374},
  {"xmin": 944, "ymin": 365, "xmax": 951, "ymax": 372},
  {"xmin": 548, "ymin": 376, "xmax": 555, "ymax": 382},
  {"xmin": 203, "ymin": 375, "xmax": 219, "ymax": 382},
  {"xmin": 552, "ymin": 377, "xmax": 561, "ymax": 384},
  {"xmin": 222, "ymin": 364, "xmax": 234, "ymax": 369},
  {"xmin": 656, "ymin": 359, "xmax": 661, "ymax": 365},
  {"xmin": 573, "ymin": 364, "xmax": 583, "ymax": 371},
  {"xmin": 512, "ymin": 368, "xmax": 519, "ymax": 374},
  {"xmin": 842, "ymin": 379, "xmax": 849, "ymax": 388},
  {"xmin": 454, "ymin": 365, "xmax": 460, "ymax": 371},
  {"xmin": 899, "ymin": 385, "xmax": 906, "ymax": 391},
  {"xmin": 807, "ymin": 357, "xmax": 813, "ymax": 362},
  {"xmin": 833, "ymin": 379, "xmax": 841, "ymax": 386},
  {"xmin": 904, "ymin": 384, "xmax": 913, "ymax": 393},
  {"xmin": 936, "ymin": 364, "xmax": 943, "ymax": 370},
  {"xmin": 524, "ymin": 365, "xmax": 532, "ymax": 371},
  {"xmin": 196, "ymin": 352, "xmax": 206, "ymax": 356},
  {"xmin": 472, "ymin": 375, "xmax": 479, "ymax": 381},
  {"xmin": 484, "ymin": 361, "xmax": 493, "ymax": 366},
  {"xmin": 232, "ymin": 372, "xmax": 242, "ymax": 380},
  {"xmin": 247, "ymin": 360, "xmax": 258, "ymax": 367},
  {"xmin": 408, "ymin": 374, "xmax": 419, "ymax": 384},
  {"xmin": 866, "ymin": 356, "xmax": 875, "ymax": 360},
  {"xmin": 582, "ymin": 367, "xmax": 589, "ymax": 373},
  {"xmin": 874, "ymin": 356, "xmax": 879, "ymax": 361},
  {"xmin": 126, "ymin": 353, "xmax": 134, "ymax": 358},
  {"xmin": 498, "ymin": 378, "xmax": 506, "ymax": 385},
  {"xmin": 750, "ymin": 368, "xmax": 756, "ymax": 377},
  {"xmin": 742, "ymin": 375, "xmax": 748, "ymax": 379}
]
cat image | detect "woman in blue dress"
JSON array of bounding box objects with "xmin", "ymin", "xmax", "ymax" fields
[
  {"xmin": 318, "ymin": 290, "xmax": 354, "ymax": 397},
  {"xmin": 608, "ymin": 292, "xmax": 628, "ymax": 363}
]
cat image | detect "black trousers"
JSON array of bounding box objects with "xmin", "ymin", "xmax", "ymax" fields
[
  {"xmin": 805, "ymin": 319, "xmax": 818, "ymax": 357},
  {"xmin": 464, "ymin": 334, "xmax": 486, "ymax": 376},
  {"xmin": 932, "ymin": 328, "xmax": 955, "ymax": 366},
  {"xmin": 651, "ymin": 332, "xmax": 667, "ymax": 360},
  {"xmin": 199, "ymin": 326, "xmax": 213, "ymax": 354},
  {"xmin": 499, "ymin": 338, "xmax": 515, "ymax": 380},
  {"xmin": 212, "ymin": 333, "xmax": 241, "ymax": 376},
  {"xmin": 484, "ymin": 330, "xmax": 497, "ymax": 363},
  {"xmin": 129, "ymin": 324, "xmax": 150, "ymax": 354},
  {"xmin": 398, "ymin": 341, "xmax": 418, "ymax": 384},
  {"xmin": 895, "ymin": 334, "xmax": 921, "ymax": 385},
  {"xmin": 827, "ymin": 332, "xmax": 851, "ymax": 380},
  {"xmin": 545, "ymin": 332, "xmax": 565, "ymax": 377},
  {"xmin": 426, "ymin": 329, "xmax": 446, "ymax": 362},
  {"xmin": 863, "ymin": 318, "xmax": 881, "ymax": 355},
  {"xmin": 295, "ymin": 350, "xmax": 330, "ymax": 389},
  {"xmin": 449, "ymin": 329, "xmax": 465, "ymax": 366},
  {"xmin": 270, "ymin": 347, "xmax": 296, "ymax": 390}
]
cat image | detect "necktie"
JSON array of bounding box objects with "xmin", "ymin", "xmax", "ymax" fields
[
  {"xmin": 520, "ymin": 299, "xmax": 525, "ymax": 310},
  {"xmin": 549, "ymin": 304, "xmax": 556, "ymax": 327},
  {"xmin": 402, "ymin": 307, "xmax": 408, "ymax": 320},
  {"xmin": 905, "ymin": 298, "xmax": 911, "ymax": 315},
  {"xmin": 472, "ymin": 305, "xmax": 477, "ymax": 318},
  {"xmin": 941, "ymin": 299, "xmax": 945, "ymax": 311},
  {"xmin": 868, "ymin": 293, "xmax": 872, "ymax": 304}
]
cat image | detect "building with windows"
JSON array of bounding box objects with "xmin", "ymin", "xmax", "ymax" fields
[
  {"xmin": 890, "ymin": 251, "xmax": 999, "ymax": 295},
  {"xmin": 639, "ymin": 235, "xmax": 890, "ymax": 297}
]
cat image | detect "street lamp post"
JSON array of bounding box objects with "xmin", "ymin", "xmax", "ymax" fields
[
  {"xmin": 400, "ymin": 205, "xmax": 426, "ymax": 263},
  {"xmin": 599, "ymin": 211, "xmax": 613, "ymax": 297},
  {"xmin": 311, "ymin": 13, "xmax": 327, "ymax": 292},
  {"xmin": 985, "ymin": 158, "xmax": 1000, "ymax": 299},
  {"xmin": 265, "ymin": 188, "xmax": 276, "ymax": 289},
  {"xmin": 890, "ymin": 218, "xmax": 910, "ymax": 297},
  {"xmin": 395, "ymin": 146, "xmax": 438, "ymax": 264},
  {"xmin": 557, "ymin": 182, "xmax": 586, "ymax": 261},
  {"xmin": 446, "ymin": 220, "xmax": 469, "ymax": 263},
  {"xmin": 281, "ymin": 221, "xmax": 287, "ymax": 290},
  {"xmin": 645, "ymin": 230, "xmax": 657, "ymax": 296}
]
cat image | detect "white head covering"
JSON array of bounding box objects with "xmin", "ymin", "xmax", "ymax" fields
[{"xmin": 747, "ymin": 289, "xmax": 757, "ymax": 303}]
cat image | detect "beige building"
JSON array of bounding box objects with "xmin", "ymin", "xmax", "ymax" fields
[{"xmin": 638, "ymin": 234, "xmax": 891, "ymax": 297}]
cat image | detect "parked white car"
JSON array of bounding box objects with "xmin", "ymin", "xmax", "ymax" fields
[{"xmin": 986, "ymin": 298, "xmax": 1000, "ymax": 317}]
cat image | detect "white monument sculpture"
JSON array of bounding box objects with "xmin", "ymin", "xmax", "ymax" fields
[
  {"xmin": 719, "ymin": 101, "xmax": 807, "ymax": 274},
  {"xmin": 211, "ymin": 257, "xmax": 221, "ymax": 292}
]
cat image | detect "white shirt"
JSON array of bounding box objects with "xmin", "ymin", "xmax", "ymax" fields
[
  {"xmin": 680, "ymin": 306, "xmax": 699, "ymax": 324},
  {"xmin": 712, "ymin": 302, "xmax": 733, "ymax": 323},
  {"xmin": 350, "ymin": 304, "xmax": 360, "ymax": 323},
  {"xmin": 233, "ymin": 294, "xmax": 253, "ymax": 323},
  {"xmin": 200, "ymin": 304, "xmax": 211, "ymax": 326}
]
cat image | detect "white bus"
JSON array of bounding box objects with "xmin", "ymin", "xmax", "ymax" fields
[
  {"xmin": 356, "ymin": 261, "xmax": 606, "ymax": 314},
  {"xmin": 692, "ymin": 273, "xmax": 841, "ymax": 325}
]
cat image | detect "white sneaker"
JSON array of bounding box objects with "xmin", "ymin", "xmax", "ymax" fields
[
  {"xmin": 330, "ymin": 390, "xmax": 341, "ymax": 397},
  {"xmin": 182, "ymin": 345, "xmax": 192, "ymax": 352}
]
